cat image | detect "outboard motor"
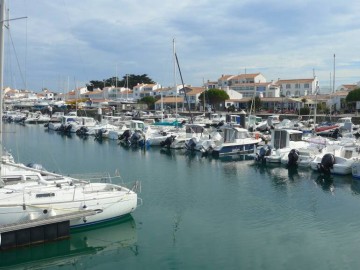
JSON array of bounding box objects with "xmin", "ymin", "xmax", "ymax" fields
[
  {"xmin": 95, "ymin": 128, "xmax": 104, "ymax": 140},
  {"xmin": 331, "ymin": 129, "xmax": 341, "ymax": 139},
  {"xmin": 287, "ymin": 149, "xmax": 299, "ymax": 166},
  {"xmin": 130, "ymin": 131, "xmax": 144, "ymax": 147},
  {"xmin": 255, "ymin": 145, "xmax": 271, "ymax": 163},
  {"xmin": 77, "ymin": 126, "xmax": 89, "ymax": 136},
  {"xmin": 119, "ymin": 130, "xmax": 131, "ymax": 143},
  {"xmin": 216, "ymin": 120, "xmax": 224, "ymax": 128},
  {"xmin": 318, "ymin": 153, "xmax": 335, "ymax": 174},
  {"xmin": 160, "ymin": 135, "xmax": 175, "ymax": 148},
  {"xmin": 186, "ymin": 138, "xmax": 197, "ymax": 151},
  {"xmin": 64, "ymin": 124, "xmax": 72, "ymax": 133}
]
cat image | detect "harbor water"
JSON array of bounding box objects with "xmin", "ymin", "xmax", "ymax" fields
[{"xmin": 2, "ymin": 123, "xmax": 360, "ymax": 269}]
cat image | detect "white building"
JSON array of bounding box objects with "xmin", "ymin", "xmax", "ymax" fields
[
  {"xmin": 276, "ymin": 77, "xmax": 319, "ymax": 97},
  {"xmin": 132, "ymin": 83, "xmax": 162, "ymax": 100},
  {"xmin": 217, "ymin": 73, "xmax": 280, "ymax": 98}
]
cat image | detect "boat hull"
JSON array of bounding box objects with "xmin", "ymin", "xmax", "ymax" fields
[
  {"xmin": 0, "ymin": 179, "xmax": 138, "ymax": 228},
  {"xmin": 212, "ymin": 142, "xmax": 258, "ymax": 157}
]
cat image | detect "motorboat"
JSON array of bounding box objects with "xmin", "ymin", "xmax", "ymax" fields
[
  {"xmin": 211, "ymin": 127, "xmax": 261, "ymax": 157},
  {"xmin": 254, "ymin": 129, "xmax": 310, "ymax": 165},
  {"xmin": 310, "ymin": 138, "xmax": 360, "ymax": 175}
]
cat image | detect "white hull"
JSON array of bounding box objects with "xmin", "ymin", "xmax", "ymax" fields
[
  {"xmin": 310, "ymin": 155, "xmax": 354, "ymax": 175},
  {"xmin": 0, "ymin": 162, "xmax": 139, "ymax": 228}
]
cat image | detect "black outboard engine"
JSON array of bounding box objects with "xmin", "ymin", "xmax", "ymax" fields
[
  {"xmin": 77, "ymin": 126, "xmax": 89, "ymax": 136},
  {"xmin": 186, "ymin": 138, "xmax": 197, "ymax": 151},
  {"xmin": 95, "ymin": 128, "xmax": 104, "ymax": 140},
  {"xmin": 331, "ymin": 129, "xmax": 341, "ymax": 139},
  {"xmin": 160, "ymin": 135, "xmax": 175, "ymax": 148},
  {"xmin": 216, "ymin": 120, "xmax": 224, "ymax": 129},
  {"xmin": 318, "ymin": 153, "xmax": 335, "ymax": 174},
  {"xmin": 255, "ymin": 145, "xmax": 271, "ymax": 163},
  {"xmin": 130, "ymin": 131, "xmax": 144, "ymax": 146},
  {"xmin": 287, "ymin": 149, "xmax": 299, "ymax": 166},
  {"xmin": 64, "ymin": 124, "xmax": 72, "ymax": 133},
  {"xmin": 119, "ymin": 130, "xmax": 131, "ymax": 143}
]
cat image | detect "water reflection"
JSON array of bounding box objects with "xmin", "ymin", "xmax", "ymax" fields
[
  {"xmin": 217, "ymin": 154, "xmax": 254, "ymax": 163},
  {"xmin": 0, "ymin": 215, "xmax": 137, "ymax": 269},
  {"xmin": 251, "ymin": 161, "xmax": 360, "ymax": 196},
  {"xmin": 314, "ymin": 174, "xmax": 335, "ymax": 193}
]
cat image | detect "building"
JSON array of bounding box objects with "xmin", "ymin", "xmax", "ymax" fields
[
  {"xmin": 217, "ymin": 73, "xmax": 280, "ymax": 98},
  {"xmin": 132, "ymin": 83, "xmax": 162, "ymax": 100},
  {"xmin": 336, "ymin": 84, "xmax": 358, "ymax": 92},
  {"xmin": 275, "ymin": 77, "xmax": 319, "ymax": 97},
  {"xmin": 327, "ymin": 91, "xmax": 349, "ymax": 113}
]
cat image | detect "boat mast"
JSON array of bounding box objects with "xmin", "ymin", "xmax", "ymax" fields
[
  {"xmin": 126, "ymin": 74, "xmax": 129, "ymax": 101},
  {"xmin": 0, "ymin": 0, "xmax": 5, "ymax": 168},
  {"xmin": 203, "ymin": 78, "xmax": 206, "ymax": 113},
  {"xmin": 174, "ymin": 45, "xmax": 193, "ymax": 123},
  {"xmin": 173, "ymin": 38, "xmax": 177, "ymax": 121}
]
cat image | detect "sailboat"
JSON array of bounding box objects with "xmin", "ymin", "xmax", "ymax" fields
[{"xmin": 0, "ymin": 1, "xmax": 139, "ymax": 228}]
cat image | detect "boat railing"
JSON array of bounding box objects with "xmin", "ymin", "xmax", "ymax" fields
[
  {"xmin": 68, "ymin": 172, "xmax": 141, "ymax": 193},
  {"xmin": 69, "ymin": 172, "xmax": 114, "ymax": 184}
]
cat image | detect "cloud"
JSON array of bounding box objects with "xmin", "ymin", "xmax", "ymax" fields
[{"xmin": 4, "ymin": 0, "xmax": 360, "ymax": 92}]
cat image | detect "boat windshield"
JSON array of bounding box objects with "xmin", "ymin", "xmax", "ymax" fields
[{"xmin": 289, "ymin": 133, "xmax": 303, "ymax": 141}]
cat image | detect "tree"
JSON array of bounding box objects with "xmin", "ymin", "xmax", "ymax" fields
[
  {"xmin": 345, "ymin": 88, "xmax": 360, "ymax": 103},
  {"xmin": 88, "ymin": 74, "xmax": 155, "ymax": 90},
  {"xmin": 198, "ymin": 89, "xmax": 229, "ymax": 110},
  {"xmin": 139, "ymin": 96, "xmax": 157, "ymax": 110},
  {"xmin": 247, "ymin": 96, "xmax": 261, "ymax": 112},
  {"xmin": 345, "ymin": 88, "xmax": 360, "ymax": 112}
]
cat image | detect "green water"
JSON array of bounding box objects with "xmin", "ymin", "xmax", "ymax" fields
[{"xmin": 2, "ymin": 124, "xmax": 360, "ymax": 269}]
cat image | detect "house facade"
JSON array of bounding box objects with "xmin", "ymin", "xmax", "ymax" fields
[
  {"xmin": 217, "ymin": 73, "xmax": 280, "ymax": 98},
  {"xmin": 276, "ymin": 77, "xmax": 319, "ymax": 97},
  {"xmin": 132, "ymin": 83, "xmax": 162, "ymax": 100}
]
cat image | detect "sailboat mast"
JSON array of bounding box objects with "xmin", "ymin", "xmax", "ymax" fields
[
  {"xmin": 0, "ymin": 0, "xmax": 5, "ymax": 165},
  {"xmin": 173, "ymin": 38, "xmax": 177, "ymax": 120},
  {"xmin": 333, "ymin": 54, "xmax": 336, "ymax": 94}
]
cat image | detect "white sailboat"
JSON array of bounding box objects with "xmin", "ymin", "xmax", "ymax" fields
[{"xmin": 0, "ymin": 1, "xmax": 139, "ymax": 228}]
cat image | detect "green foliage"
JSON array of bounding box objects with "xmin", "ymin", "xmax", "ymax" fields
[
  {"xmin": 139, "ymin": 96, "xmax": 157, "ymax": 109},
  {"xmin": 316, "ymin": 102, "xmax": 329, "ymax": 114},
  {"xmin": 301, "ymin": 98, "xmax": 307, "ymax": 103},
  {"xmin": 198, "ymin": 89, "xmax": 229, "ymax": 109},
  {"xmin": 300, "ymin": 107, "xmax": 310, "ymax": 115},
  {"xmin": 346, "ymin": 88, "xmax": 360, "ymax": 103},
  {"xmin": 88, "ymin": 74, "xmax": 155, "ymax": 90},
  {"xmin": 247, "ymin": 96, "xmax": 261, "ymax": 112}
]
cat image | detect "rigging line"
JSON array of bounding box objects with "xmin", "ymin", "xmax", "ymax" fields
[
  {"xmin": 7, "ymin": 28, "xmax": 26, "ymax": 88},
  {"xmin": 174, "ymin": 52, "xmax": 193, "ymax": 124}
]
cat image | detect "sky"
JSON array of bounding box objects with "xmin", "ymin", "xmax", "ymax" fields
[{"xmin": 4, "ymin": 0, "xmax": 360, "ymax": 93}]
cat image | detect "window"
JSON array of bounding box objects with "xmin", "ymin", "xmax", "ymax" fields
[
  {"xmin": 295, "ymin": 83, "xmax": 300, "ymax": 89},
  {"xmin": 304, "ymin": 83, "xmax": 309, "ymax": 88},
  {"xmin": 286, "ymin": 84, "xmax": 291, "ymax": 89},
  {"xmin": 36, "ymin": 193, "xmax": 55, "ymax": 198}
]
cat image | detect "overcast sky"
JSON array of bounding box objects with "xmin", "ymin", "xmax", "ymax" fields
[{"xmin": 4, "ymin": 0, "xmax": 360, "ymax": 93}]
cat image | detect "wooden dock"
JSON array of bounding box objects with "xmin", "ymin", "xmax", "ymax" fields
[{"xmin": 0, "ymin": 209, "xmax": 101, "ymax": 250}]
